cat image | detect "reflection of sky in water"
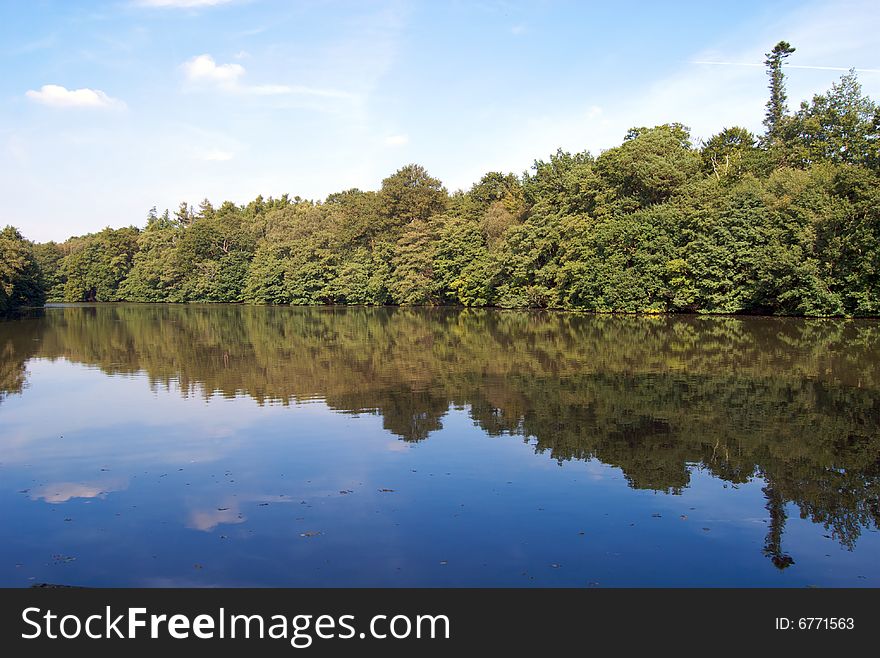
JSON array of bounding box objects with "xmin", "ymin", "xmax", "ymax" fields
[{"xmin": 1, "ymin": 357, "xmax": 878, "ymax": 587}]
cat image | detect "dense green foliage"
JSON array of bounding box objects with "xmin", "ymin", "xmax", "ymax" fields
[
  {"xmin": 0, "ymin": 226, "xmax": 44, "ymax": 316},
  {"xmin": 7, "ymin": 47, "xmax": 880, "ymax": 316}
]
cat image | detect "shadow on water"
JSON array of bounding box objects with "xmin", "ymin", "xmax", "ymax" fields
[{"xmin": 2, "ymin": 304, "xmax": 879, "ymax": 573}]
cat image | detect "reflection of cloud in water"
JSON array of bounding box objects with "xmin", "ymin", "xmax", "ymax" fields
[
  {"xmin": 385, "ymin": 440, "xmax": 411, "ymax": 453},
  {"xmin": 188, "ymin": 503, "xmax": 246, "ymax": 532},
  {"xmin": 583, "ymin": 460, "xmax": 611, "ymax": 481},
  {"xmin": 30, "ymin": 479, "xmax": 127, "ymax": 503},
  {"xmin": 187, "ymin": 494, "xmax": 296, "ymax": 531}
]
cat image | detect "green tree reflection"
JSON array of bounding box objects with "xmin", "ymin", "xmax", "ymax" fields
[{"xmin": 2, "ymin": 305, "xmax": 878, "ymax": 565}]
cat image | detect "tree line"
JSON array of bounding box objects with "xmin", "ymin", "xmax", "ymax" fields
[{"xmin": 2, "ymin": 41, "xmax": 879, "ymax": 317}]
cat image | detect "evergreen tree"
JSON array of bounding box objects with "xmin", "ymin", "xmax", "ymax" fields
[{"xmin": 763, "ymin": 40, "xmax": 796, "ymax": 144}]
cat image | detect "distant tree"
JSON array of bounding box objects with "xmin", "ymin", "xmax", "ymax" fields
[
  {"xmin": 389, "ymin": 219, "xmax": 441, "ymax": 304},
  {"xmin": 32, "ymin": 241, "xmax": 65, "ymax": 302},
  {"xmin": 120, "ymin": 209, "xmax": 182, "ymax": 302},
  {"xmin": 782, "ymin": 70, "xmax": 880, "ymax": 168},
  {"xmin": 522, "ymin": 149, "xmax": 600, "ymax": 214},
  {"xmin": 174, "ymin": 201, "xmax": 194, "ymax": 226},
  {"xmin": 596, "ymin": 124, "xmax": 702, "ymax": 208},
  {"xmin": 469, "ymin": 171, "xmax": 524, "ymax": 210},
  {"xmin": 700, "ymin": 127, "xmax": 766, "ymax": 179},
  {"xmin": 324, "ymin": 188, "xmax": 383, "ymax": 246},
  {"xmin": 379, "ymin": 164, "xmax": 448, "ymax": 229},
  {"xmin": 198, "ymin": 198, "xmax": 215, "ymax": 221},
  {"xmin": 0, "ymin": 226, "xmax": 45, "ymax": 315},
  {"xmin": 62, "ymin": 227, "xmax": 139, "ymax": 302},
  {"xmin": 763, "ymin": 40, "xmax": 796, "ymax": 144}
]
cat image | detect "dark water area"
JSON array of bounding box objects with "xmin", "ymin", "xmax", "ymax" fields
[{"xmin": 1, "ymin": 304, "xmax": 878, "ymax": 587}]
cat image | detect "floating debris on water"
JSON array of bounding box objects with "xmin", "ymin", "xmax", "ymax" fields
[{"xmin": 31, "ymin": 583, "xmax": 82, "ymax": 589}]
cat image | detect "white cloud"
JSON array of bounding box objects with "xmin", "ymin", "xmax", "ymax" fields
[
  {"xmin": 385, "ymin": 134, "xmax": 409, "ymax": 146},
  {"xmin": 180, "ymin": 54, "xmax": 358, "ymax": 101},
  {"xmin": 510, "ymin": 24, "xmax": 526, "ymax": 36},
  {"xmin": 136, "ymin": 0, "xmax": 235, "ymax": 8},
  {"xmin": 25, "ymin": 84, "xmax": 126, "ymax": 109},
  {"xmin": 181, "ymin": 54, "xmax": 245, "ymax": 87},
  {"xmin": 198, "ymin": 148, "xmax": 234, "ymax": 161}
]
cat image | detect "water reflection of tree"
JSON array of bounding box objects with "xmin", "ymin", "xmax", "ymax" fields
[
  {"xmin": 762, "ymin": 484, "xmax": 795, "ymax": 569},
  {"xmin": 2, "ymin": 304, "xmax": 879, "ymax": 565},
  {"xmin": 0, "ymin": 312, "xmax": 44, "ymax": 405}
]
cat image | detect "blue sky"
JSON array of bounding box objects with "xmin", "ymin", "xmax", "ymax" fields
[{"xmin": 2, "ymin": 0, "xmax": 878, "ymax": 242}]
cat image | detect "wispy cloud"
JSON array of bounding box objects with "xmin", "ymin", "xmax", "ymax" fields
[
  {"xmin": 255, "ymin": 84, "xmax": 358, "ymax": 99},
  {"xmin": 136, "ymin": 0, "xmax": 236, "ymax": 8},
  {"xmin": 197, "ymin": 148, "xmax": 234, "ymax": 161},
  {"xmin": 245, "ymin": 84, "xmax": 292, "ymax": 95},
  {"xmin": 11, "ymin": 34, "xmax": 57, "ymax": 55},
  {"xmin": 238, "ymin": 25, "xmax": 268, "ymax": 37},
  {"xmin": 385, "ymin": 134, "xmax": 409, "ymax": 146},
  {"xmin": 180, "ymin": 53, "xmax": 358, "ymax": 100},
  {"xmin": 690, "ymin": 60, "xmax": 880, "ymax": 74},
  {"xmin": 25, "ymin": 84, "xmax": 126, "ymax": 109},
  {"xmin": 510, "ymin": 24, "xmax": 526, "ymax": 36}
]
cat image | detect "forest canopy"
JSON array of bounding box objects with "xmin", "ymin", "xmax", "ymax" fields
[{"xmin": 3, "ymin": 43, "xmax": 880, "ymax": 317}]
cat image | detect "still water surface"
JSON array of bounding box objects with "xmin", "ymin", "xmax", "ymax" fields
[{"xmin": 1, "ymin": 305, "xmax": 878, "ymax": 586}]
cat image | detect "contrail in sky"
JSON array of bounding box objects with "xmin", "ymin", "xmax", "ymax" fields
[{"xmin": 690, "ymin": 60, "xmax": 880, "ymax": 73}]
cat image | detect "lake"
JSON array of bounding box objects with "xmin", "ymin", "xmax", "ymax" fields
[{"xmin": 1, "ymin": 304, "xmax": 878, "ymax": 587}]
